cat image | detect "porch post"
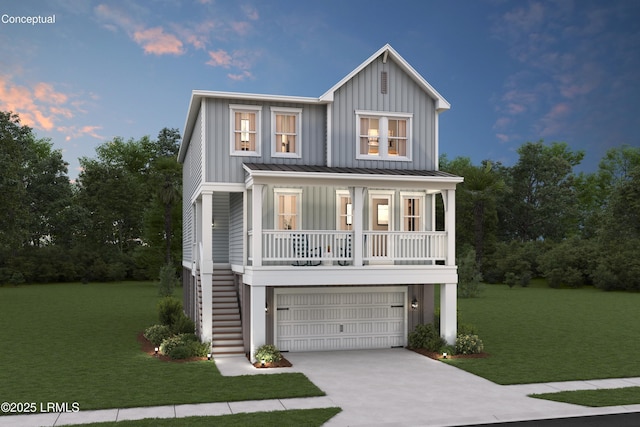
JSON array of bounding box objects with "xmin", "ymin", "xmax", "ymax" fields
[
  {"xmin": 440, "ymin": 283, "xmax": 457, "ymax": 344},
  {"xmin": 444, "ymin": 189, "xmax": 456, "ymax": 266},
  {"xmin": 351, "ymin": 186, "xmax": 365, "ymax": 266},
  {"xmin": 249, "ymin": 285, "xmax": 266, "ymax": 362},
  {"xmin": 200, "ymin": 191, "xmax": 214, "ymax": 343},
  {"xmin": 251, "ymin": 184, "xmax": 264, "ymax": 267}
]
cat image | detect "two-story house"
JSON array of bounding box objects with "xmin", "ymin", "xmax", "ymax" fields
[{"xmin": 178, "ymin": 44, "xmax": 463, "ymax": 361}]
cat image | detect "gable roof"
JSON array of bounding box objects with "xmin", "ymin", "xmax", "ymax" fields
[{"xmin": 319, "ymin": 44, "xmax": 450, "ymax": 111}]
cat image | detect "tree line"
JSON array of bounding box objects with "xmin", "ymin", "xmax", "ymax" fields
[
  {"xmin": 442, "ymin": 141, "xmax": 640, "ymax": 291},
  {"xmin": 0, "ymin": 111, "xmax": 182, "ymax": 285}
]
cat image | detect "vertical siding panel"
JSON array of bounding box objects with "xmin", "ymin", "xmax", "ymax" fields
[
  {"xmin": 212, "ymin": 193, "xmax": 230, "ymax": 263},
  {"xmin": 229, "ymin": 193, "xmax": 243, "ymax": 265}
]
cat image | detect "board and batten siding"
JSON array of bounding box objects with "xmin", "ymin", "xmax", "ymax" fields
[
  {"xmin": 182, "ymin": 109, "xmax": 204, "ymax": 263},
  {"xmin": 262, "ymin": 185, "xmax": 337, "ymax": 230},
  {"xmin": 229, "ymin": 192, "xmax": 243, "ymax": 266},
  {"xmin": 330, "ymin": 56, "xmax": 437, "ymax": 170},
  {"xmin": 204, "ymin": 98, "xmax": 327, "ymax": 184},
  {"xmin": 212, "ymin": 193, "xmax": 230, "ymax": 263}
]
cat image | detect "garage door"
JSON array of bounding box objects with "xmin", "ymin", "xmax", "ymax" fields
[{"xmin": 275, "ymin": 287, "xmax": 407, "ymax": 352}]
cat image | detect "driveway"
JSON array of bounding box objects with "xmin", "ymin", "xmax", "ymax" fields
[{"xmin": 284, "ymin": 348, "xmax": 640, "ymax": 427}]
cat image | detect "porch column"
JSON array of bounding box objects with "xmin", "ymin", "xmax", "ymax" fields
[
  {"xmin": 249, "ymin": 285, "xmax": 266, "ymax": 362},
  {"xmin": 440, "ymin": 283, "xmax": 457, "ymax": 344},
  {"xmin": 251, "ymin": 184, "xmax": 264, "ymax": 267},
  {"xmin": 200, "ymin": 191, "xmax": 214, "ymax": 343},
  {"xmin": 351, "ymin": 186, "xmax": 365, "ymax": 266},
  {"xmin": 444, "ymin": 189, "xmax": 456, "ymax": 266}
]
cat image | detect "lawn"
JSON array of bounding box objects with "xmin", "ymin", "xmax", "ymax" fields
[
  {"xmin": 531, "ymin": 387, "xmax": 640, "ymax": 407},
  {"xmin": 446, "ymin": 281, "xmax": 640, "ymax": 385},
  {"xmin": 0, "ymin": 282, "xmax": 324, "ymax": 411}
]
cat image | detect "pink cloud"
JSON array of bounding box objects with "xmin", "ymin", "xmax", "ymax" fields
[
  {"xmin": 207, "ymin": 49, "xmax": 232, "ymax": 67},
  {"xmin": 133, "ymin": 27, "xmax": 184, "ymax": 55},
  {"xmin": 228, "ymin": 71, "xmax": 253, "ymax": 81}
]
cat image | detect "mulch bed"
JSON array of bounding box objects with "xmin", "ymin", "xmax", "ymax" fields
[
  {"xmin": 137, "ymin": 332, "xmax": 207, "ymax": 363},
  {"xmin": 249, "ymin": 355, "xmax": 293, "ymax": 368},
  {"xmin": 408, "ymin": 347, "xmax": 489, "ymax": 360}
]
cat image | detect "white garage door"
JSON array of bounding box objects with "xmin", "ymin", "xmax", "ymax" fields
[{"xmin": 275, "ymin": 287, "xmax": 407, "ymax": 352}]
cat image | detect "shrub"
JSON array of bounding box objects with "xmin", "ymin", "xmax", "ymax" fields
[
  {"xmin": 144, "ymin": 324, "xmax": 173, "ymax": 346},
  {"xmin": 158, "ymin": 296, "xmax": 182, "ymax": 326},
  {"xmin": 408, "ymin": 323, "xmax": 446, "ymax": 352},
  {"xmin": 455, "ymin": 334, "xmax": 484, "ymax": 355},
  {"xmin": 160, "ymin": 333, "xmax": 210, "ymax": 360},
  {"xmin": 158, "ymin": 263, "xmax": 178, "ymax": 297},
  {"xmin": 254, "ymin": 344, "xmax": 282, "ymax": 363},
  {"xmin": 457, "ymin": 248, "xmax": 484, "ymax": 298},
  {"xmin": 171, "ymin": 312, "xmax": 195, "ymax": 335}
]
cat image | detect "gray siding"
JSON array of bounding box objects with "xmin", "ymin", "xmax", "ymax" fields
[
  {"xmin": 330, "ymin": 56, "xmax": 437, "ymax": 170},
  {"xmin": 229, "ymin": 192, "xmax": 243, "ymax": 266},
  {"xmin": 204, "ymin": 99, "xmax": 327, "ymax": 183},
  {"xmin": 212, "ymin": 193, "xmax": 230, "ymax": 263},
  {"xmin": 182, "ymin": 109, "xmax": 203, "ymax": 262}
]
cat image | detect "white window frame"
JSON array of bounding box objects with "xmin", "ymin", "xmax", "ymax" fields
[
  {"xmin": 230, "ymin": 104, "xmax": 262, "ymax": 157},
  {"xmin": 400, "ymin": 191, "xmax": 425, "ymax": 232},
  {"xmin": 355, "ymin": 110, "xmax": 412, "ymax": 161},
  {"xmin": 271, "ymin": 107, "xmax": 302, "ymax": 158},
  {"xmin": 335, "ymin": 190, "xmax": 353, "ymax": 231},
  {"xmin": 274, "ymin": 188, "xmax": 302, "ymax": 230}
]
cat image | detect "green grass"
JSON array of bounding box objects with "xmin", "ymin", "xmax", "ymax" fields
[
  {"xmin": 445, "ymin": 281, "xmax": 640, "ymax": 384},
  {"xmin": 0, "ymin": 282, "xmax": 324, "ymax": 411},
  {"xmin": 530, "ymin": 387, "xmax": 640, "ymax": 407},
  {"xmin": 73, "ymin": 408, "xmax": 342, "ymax": 426}
]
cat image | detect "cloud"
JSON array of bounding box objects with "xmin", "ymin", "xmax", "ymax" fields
[
  {"xmin": 58, "ymin": 125, "xmax": 104, "ymax": 141},
  {"xmin": 133, "ymin": 27, "xmax": 184, "ymax": 55},
  {"xmin": 228, "ymin": 71, "xmax": 253, "ymax": 81},
  {"xmin": 242, "ymin": 5, "xmax": 259, "ymax": 21},
  {"xmin": 207, "ymin": 49, "xmax": 233, "ymax": 67}
]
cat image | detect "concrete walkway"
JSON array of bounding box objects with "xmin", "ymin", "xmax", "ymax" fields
[{"xmin": 3, "ymin": 349, "xmax": 640, "ymax": 426}]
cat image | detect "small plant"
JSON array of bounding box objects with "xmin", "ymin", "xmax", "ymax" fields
[
  {"xmin": 408, "ymin": 323, "xmax": 446, "ymax": 352},
  {"xmin": 159, "ymin": 333, "xmax": 210, "ymax": 360},
  {"xmin": 144, "ymin": 324, "xmax": 172, "ymax": 346},
  {"xmin": 171, "ymin": 312, "xmax": 195, "ymax": 335},
  {"xmin": 254, "ymin": 344, "xmax": 282, "ymax": 363},
  {"xmin": 158, "ymin": 296, "xmax": 183, "ymax": 326},
  {"xmin": 455, "ymin": 334, "xmax": 484, "ymax": 355}
]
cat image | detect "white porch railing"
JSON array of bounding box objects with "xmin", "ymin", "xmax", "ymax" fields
[{"xmin": 248, "ymin": 230, "xmax": 447, "ymax": 264}]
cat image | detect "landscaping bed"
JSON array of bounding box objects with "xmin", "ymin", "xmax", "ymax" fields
[
  {"xmin": 138, "ymin": 332, "xmax": 206, "ymax": 363},
  {"xmin": 408, "ymin": 347, "xmax": 488, "ymax": 360}
]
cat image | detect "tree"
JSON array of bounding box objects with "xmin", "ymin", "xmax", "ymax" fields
[{"xmin": 499, "ymin": 141, "xmax": 584, "ymax": 241}]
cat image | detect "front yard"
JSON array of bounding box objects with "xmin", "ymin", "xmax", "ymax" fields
[{"xmin": 0, "ymin": 282, "xmax": 324, "ymax": 411}]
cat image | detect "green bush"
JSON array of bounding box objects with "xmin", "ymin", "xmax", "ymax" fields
[
  {"xmin": 457, "ymin": 248, "xmax": 484, "ymax": 298},
  {"xmin": 408, "ymin": 323, "xmax": 446, "ymax": 352},
  {"xmin": 171, "ymin": 312, "xmax": 195, "ymax": 335},
  {"xmin": 158, "ymin": 296, "xmax": 182, "ymax": 326},
  {"xmin": 455, "ymin": 334, "xmax": 484, "ymax": 355},
  {"xmin": 159, "ymin": 333, "xmax": 210, "ymax": 360},
  {"xmin": 143, "ymin": 324, "xmax": 172, "ymax": 346},
  {"xmin": 254, "ymin": 344, "xmax": 282, "ymax": 363}
]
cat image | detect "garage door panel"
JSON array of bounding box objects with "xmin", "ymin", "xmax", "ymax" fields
[{"xmin": 276, "ymin": 288, "xmax": 407, "ymax": 352}]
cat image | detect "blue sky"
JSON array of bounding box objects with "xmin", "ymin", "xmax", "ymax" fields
[{"xmin": 1, "ymin": 0, "xmax": 639, "ymax": 179}]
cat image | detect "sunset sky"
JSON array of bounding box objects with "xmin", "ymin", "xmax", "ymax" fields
[{"xmin": 1, "ymin": 0, "xmax": 638, "ymax": 178}]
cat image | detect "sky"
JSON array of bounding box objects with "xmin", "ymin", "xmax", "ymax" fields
[{"xmin": 1, "ymin": 0, "xmax": 639, "ymax": 180}]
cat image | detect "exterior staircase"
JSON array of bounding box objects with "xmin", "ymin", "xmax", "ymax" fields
[{"xmin": 211, "ymin": 269, "xmax": 245, "ymax": 357}]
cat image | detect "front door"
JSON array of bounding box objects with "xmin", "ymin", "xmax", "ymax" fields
[{"xmin": 369, "ymin": 193, "xmax": 393, "ymax": 261}]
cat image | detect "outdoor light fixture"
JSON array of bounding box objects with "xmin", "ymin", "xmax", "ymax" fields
[
  {"xmin": 411, "ymin": 297, "xmax": 418, "ymax": 310},
  {"xmin": 442, "ymin": 352, "xmax": 448, "ymax": 359},
  {"xmin": 207, "ymin": 353, "xmax": 212, "ymax": 361},
  {"xmin": 265, "ymin": 302, "xmax": 269, "ymax": 313},
  {"xmin": 154, "ymin": 347, "xmax": 159, "ymax": 356},
  {"xmin": 261, "ymin": 359, "xmax": 265, "ymax": 367}
]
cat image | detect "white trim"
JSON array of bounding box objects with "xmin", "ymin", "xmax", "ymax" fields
[
  {"xmin": 229, "ymin": 104, "xmax": 262, "ymax": 157},
  {"xmin": 355, "ymin": 111, "xmax": 413, "ymax": 161},
  {"xmin": 326, "ymin": 103, "xmax": 333, "ymax": 167},
  {"xmin": 335, "ymin": 190, "xmax": 352, "ymax": 231},
  {"xmin": 273, "ymin": 188, "xmax": 303, "ymax": 230},
  {"xmin": 270, "ymin": 106, "xmax": 302, "ymax": 159},
  {"xmin": 400, "ymin": 191, "xmax": 426, "ymax": 232}
]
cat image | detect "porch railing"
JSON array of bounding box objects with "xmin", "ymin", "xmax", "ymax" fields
[{"xmin": 248, "ymin": 230, "xmax": 447, "ymax": 264}]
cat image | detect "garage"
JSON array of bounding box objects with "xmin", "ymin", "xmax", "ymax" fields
[{"xmin": 275, "ymin": 287, "xmax": 407, "ymax": 352}]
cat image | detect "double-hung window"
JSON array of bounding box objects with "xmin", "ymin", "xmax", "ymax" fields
[
  {"xmin": 230, "ymin": 105, "xmax": 261, "ymax": 156},
  {"xmin": 400, "ymin": 192, "xmax": 424, "ymax": 232},
  {"xmin": 274, "ymin": 189, "xmax": 302, "ymax": 230},
  {"xmin": 271, "ymin": 107, "xmax": 302, "ymax": 158},
  {"xmin": 356, "ymin": 111, "xmax": 412, "ymax": 160}
]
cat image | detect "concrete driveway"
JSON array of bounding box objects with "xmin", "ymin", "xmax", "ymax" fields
[{"xmin": 284, "ymin": 348, "xmax": 640, "ymax": 427}]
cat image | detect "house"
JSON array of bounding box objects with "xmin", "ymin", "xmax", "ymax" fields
[{"xmin": 178, "ymin": 44, "xmax": 463, "ymax": 361}]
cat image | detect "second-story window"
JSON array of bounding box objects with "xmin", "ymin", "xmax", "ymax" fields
[
  {"xmin": 274, "ymin": 189, "xmax": 302, "ymax": 230},
  {"xmin": 401, "ymin": 192, "xmax": 424, "ymax": 232},
  {"xmin": 271, "ymin": 107, "xmax": 302, "ymax": 158},
  {"xmin": 356, "ymin": 111, "xmax": 412, "ymax": 161},
  {"xmin": 230, "ymin": 105, "xmax": 261, "ymax": 156}
]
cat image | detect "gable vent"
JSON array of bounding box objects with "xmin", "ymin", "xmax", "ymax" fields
[{"xmin": 380, "ymin": 71, "xmax": 388, "ymax": 94}]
